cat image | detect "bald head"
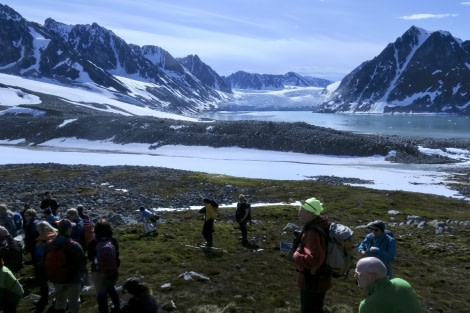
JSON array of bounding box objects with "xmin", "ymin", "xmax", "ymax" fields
[{"xmin": 355, "ymin": 257, "xmax": 388, "ymax": 288}]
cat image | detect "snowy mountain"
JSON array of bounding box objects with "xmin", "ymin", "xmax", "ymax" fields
[
  {"xmin": 318, "ymin": 26, "xmax": 470, "ymax": 114},
  {"xmin": 0, "ymin": 4, "xmax": 224, "ymax": 115},
  {"xmin": 224, "ymin": 71, "xmax": 332, "ymax": 90},
  {"xmin": 177, "ymin": 55, "xmax": 232, "ymax": 93}
]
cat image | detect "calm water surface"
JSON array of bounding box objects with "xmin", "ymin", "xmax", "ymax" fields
[{"xmin": 195, "ymin": 111, "xmax": 470, "ymax": 139}]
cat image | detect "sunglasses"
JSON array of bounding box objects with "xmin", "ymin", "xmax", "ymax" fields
[{"xmin": 370, "ymin": 228, "xmax": 380, "ymax": 232}]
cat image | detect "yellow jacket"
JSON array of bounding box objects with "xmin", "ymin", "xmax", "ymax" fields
[{"xmin": 204, "ymin": 203, "xmax": 218, "ymax": 220}]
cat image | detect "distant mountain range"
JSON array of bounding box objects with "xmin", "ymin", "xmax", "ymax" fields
[
  {"xmin": 0, "ymin": 4, "xmax": 329, "ymax": 115},
  {"xmin": 1, "ymin": 4, "xmax": 470, "ymax": 115}
]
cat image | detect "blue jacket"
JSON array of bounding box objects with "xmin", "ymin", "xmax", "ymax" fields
[{"xmin": 358, "ymin": 232, "xmax": 396, "ymax": 277}]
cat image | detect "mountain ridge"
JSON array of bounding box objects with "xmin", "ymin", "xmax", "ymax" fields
[{"xmin": 318, "ymin": 26, "xmax": 470, "ymax": 114}]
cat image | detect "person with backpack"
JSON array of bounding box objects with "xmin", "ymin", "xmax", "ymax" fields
[
  {"xmin": 0, "ymin": 257, "xmax": 24, "ymax": 313},
  {"xmin": 355, "ymin": 257, "xmax": 422, "ymax": 313},
  {"xmin": 87, "ymin": 219, "xmax": 120, "ymax": 313},
  {"xmin": 0, "ymin": 226, "xmax": 23, "ymax": 273},
  {"xmin": 43, "ymin": 219, "xmax": 87, "ymax": 313},
  {"xmin": 34, "ymin": 221, "xmax": 58, "ymax": 310},
  {"xmin": 358, "ymin": 220, "xmax": 396, "ymax": 278},
  {"xmin": 121, "ymin": 277, "xmax": 159, "ymax": 313},
  {"xmin": 291, "ymin": 197, "xmax": 331, "ymax": 313},
  {"xmin": 199, "ymin": 198, "xmax": 218, "ymax": 247},
  {"xmin": 65, "ymin": 208, "xmax": 85, "ymax": 249},
  {"xmin": 77, "ymin": 204, "xmax": 94, "ymax": 249},
  {"xmin": 235, "ymin": 194, "xmax": 251, "ymax": 244},
  {"xmin": 139, "ymin": 206, "xmax": 157, "ymax": 235}
]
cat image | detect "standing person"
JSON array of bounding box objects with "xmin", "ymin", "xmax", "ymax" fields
[
  {"xmin": 87, "ymin": 219, "xmax": 120, "ymax": 313},
  {"xmin": 0, "ymin": 258, "xmax": 24, "ymax": 313},
  {"xmin": 34, "ymin": 221, "xmax": 58, "ymax": 310},
  {"xmin": 199, "ymin": 198, "xmax": 218, "ymax": 247},
  {"xmin": 23, "ymin": 208, "xmax": 40, "ymax": 269},
  {"xmin": 291, "ymin": 197, "xmax": 331, "ymax": 313},
  {"xmin": 77, "ymin": 204, "xmax": 94, "ymax": 250},
  {"xmin": 121, "ymin": 277, "xmax": 159, "ymax": 313},
  {"xmin": 43, "ymin": 219, "xmax": 87, "ymax": 313},
  {"xmin": 0, "ymin": 204, "xmax": 17, "ymax": 238},
  {"xmin": 65, "ymin": 208, "xmax": 85, "ymax": 249},
  {"xmin": 235, "ymin": 194, "xmax": 251, "ymax": 244},
  {"xmin": 355, "ymin": 257, "xmax": 422, "ymax": 313},
  {"xmin": 139, "ymin": 206, "xmax": 156, "ymax": 235},
  {"xmin": 358, "ymin": 220, "xmax": 396, "ymax": 278},
  {"xmin": 40, "ymin": 191, "xmax": 59, "ymax": 216},
  {"xmin": 0, "ymin": 226, "xmax": 23, "ymax": 273}
]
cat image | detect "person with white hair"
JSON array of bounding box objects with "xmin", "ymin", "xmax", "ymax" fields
[{"xmin": 355, "ymin": 257, "xmax": 422, "ymax": 313}]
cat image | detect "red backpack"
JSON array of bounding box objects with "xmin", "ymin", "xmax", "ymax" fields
[
  {"xmin": 95, "ymin": 239, "xmax": 118, "ymax": 276},
  {"xmin": 45, "ymin": 239, "xmax": 73, "ymax": 283}
]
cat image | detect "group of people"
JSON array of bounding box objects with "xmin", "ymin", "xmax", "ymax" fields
[
  {"xmin": 0, "ymin": 191, "xmax": 159, "ymax": 313},
  {"xmin": 291, "ymin": 196, "xmax": 422, "ymax": 313},
  {"xmin": 197, "ymin": 194, "xmax": 251, "ymax": 247},
  {"xmin": 3, "ymin": 190, "xmax": 423, "ymax": 312}
]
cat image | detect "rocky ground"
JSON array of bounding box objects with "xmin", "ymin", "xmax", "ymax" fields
[
  {"xmin": 2, "ymin": 114, "xmax": 470, "ymax": 223},
  {"xmin": 2, "ymin": 114, "xmax": 470, "ymax": 164}
]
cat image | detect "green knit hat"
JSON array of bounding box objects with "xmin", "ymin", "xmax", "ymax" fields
[{"xmin": 301, "ymin": 197, "xmax": 324, "ymax": 215}]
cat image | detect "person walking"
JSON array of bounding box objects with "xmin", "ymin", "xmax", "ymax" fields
[
  {"xmin": 235, "ymin": 194, "xmax": 251, "ymax": 244},
  {"xmin": 87, "ymin": 219, "xmax": 121, "ymax": 313},
  {"xmin": 291, "ymin": 197, "xmax": 332, "ymax": 313},
  {"xmin": 0, "ymin": 257, "xmax": 24, "ymax": 313},
  {"xmin": 139, "ymin": 206, "xmax": 156, "ymax": 235},
  {"xmin": 199, "ymin": 198, "xmax": 218, "ymax": 247},
  {"xmin": 358, "ymin": 220, "xmax": 396, "ymax": 278},
  {"xmin": 355, "ymin": 256, "xmax": 422, "ymax": 313},
  {"xmin": 43, "ymin": 219, "xmax": 87, "ymax": 313},
  {"xmin": 34, "ymin": 221, "xmax": 58, "ymax": 310}
]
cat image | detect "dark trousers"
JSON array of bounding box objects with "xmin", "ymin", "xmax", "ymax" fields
[
  {"xmin": 300, "ymin": 289, "xmax": 326, "ymax": 313},
  {"xmin": 202, "ymin": 218, "xmax": 214, "ymax": 245},
  {"xmin": 92, "ymin": 272, "xmax": 120, "ymax": 313},
  {"xmin": 36, "ymin": 266, "xmax": 49, "ymax": 304},
  {"xmin": 238, "ymin": 220, "xmax": 248, "ymax": 240}
]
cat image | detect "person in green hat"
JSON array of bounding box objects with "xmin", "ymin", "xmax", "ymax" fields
[{"xmin": 291, "ymin": 197, "xmax": 331, "ymax": 313}]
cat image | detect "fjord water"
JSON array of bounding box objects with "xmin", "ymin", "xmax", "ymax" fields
[{"xmin": 196, "ymin": 111, "xmax": 470, "ymax": 139}]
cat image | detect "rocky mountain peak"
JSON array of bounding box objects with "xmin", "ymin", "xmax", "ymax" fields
[{"xmin": 318, "ymin": 25, "xmax": 470, "ymax": 114}]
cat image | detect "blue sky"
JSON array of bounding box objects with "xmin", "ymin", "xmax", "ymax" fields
[{"xmin": 2, "ymin": 1, "xmax": 470, "ymax": 80}]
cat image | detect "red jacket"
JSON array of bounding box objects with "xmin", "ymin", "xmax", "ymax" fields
[{"xmin": 292, "ymin": 215, "xmax": 332, "ymax": 292}]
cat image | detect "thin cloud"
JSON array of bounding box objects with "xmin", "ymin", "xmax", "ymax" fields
[
  {"xmin": 398, "ymin": 13, "xmax": 459, "ymax": 20},
  {"xmin": 461, "ymin": 2, "xmax": 470, "ymax": 5}
]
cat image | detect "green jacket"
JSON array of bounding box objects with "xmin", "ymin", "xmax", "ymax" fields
[
  {"xmin": 359, "ymin": 277, "xmax": 422, "ymax": 313},
  {"xmin": 0, "ymin": 265, "xmax": 24, "ymax": 308}
]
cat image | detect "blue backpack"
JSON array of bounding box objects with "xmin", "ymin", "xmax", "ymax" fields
[{"xmin": 13, "ymin": 212, "xmax": 23, "ymax": 230}]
